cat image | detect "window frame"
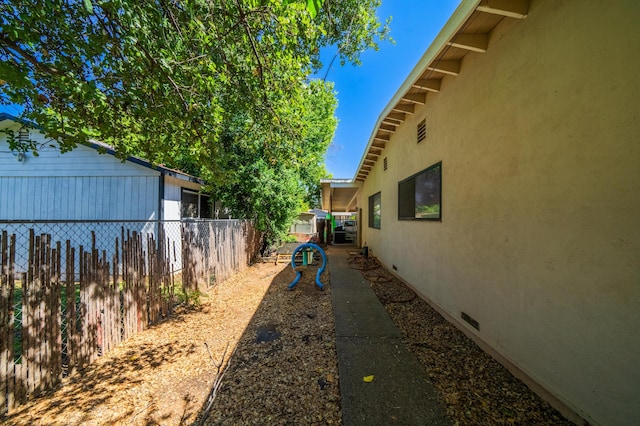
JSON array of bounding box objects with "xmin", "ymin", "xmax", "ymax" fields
[
  {"xmin": 181, "ymin": 188, "xmax": 212, "ymax": 219},
  {"xmin": 398, "ymin": 161, "xmax": 442, "ymax": 222},
  {"xmin": 368, "ymin": 191, "xmax": 381, "ymax": 229}
]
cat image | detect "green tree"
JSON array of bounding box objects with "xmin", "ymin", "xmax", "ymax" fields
[
  {"xmin": 1, "ymin": 0, "xmax": 389, "ymax": 244},
  {"xmin": 1, "ymin": 0, "xmax": 387, "ymax": 156},
  {"xmin": 209, "ymin": 80, "xmax": 337, "ymax": 247}
]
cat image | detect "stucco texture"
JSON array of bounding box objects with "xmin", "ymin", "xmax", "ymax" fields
[{"xmin": 357, "ymin": 1, "xmax": 640, "ymax": 424}]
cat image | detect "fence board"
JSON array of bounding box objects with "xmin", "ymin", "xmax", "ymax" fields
[
  {"xmin": 0, "ymin": 219, "xmax": 261, "ymax": 416},
  {"xmin": 52, "ymin": 242, "xmax": 62, "ymax": 386},
  {"xmin": 42, "ymin": 234, "xmax": 51, "ymax": 391},
  {"xmin": 6, "ymin": 247, "xmax": 15, "ymax": 411},
  {"xmin": 0, "ymin": 232, "xmax": 11, "ymax": 414},
  {"xmin": 66, "ymin": 242, "xmax": 77, "ymax": 376}
]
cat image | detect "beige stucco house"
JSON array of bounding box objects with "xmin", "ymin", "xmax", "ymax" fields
[{"xmin": 322, "ymin": 1, "xmax": 640, "ymax": 424}]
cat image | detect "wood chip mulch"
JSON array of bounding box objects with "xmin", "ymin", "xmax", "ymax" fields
[
  {"xmin": 4, "ymin": 260, "xmax": 339, "ymax": 426},
  {"xmin": 349, "ymin": 255, "xmax": 574, "ymax": 426},
  {"xmin": 4, "ymin": 253, "xmax": 575, "ymax": 425}
]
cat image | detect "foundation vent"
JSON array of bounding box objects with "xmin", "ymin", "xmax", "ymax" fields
[{"xmin": 461, "ymin": 312, "xmax": 479, "ymax": 331}]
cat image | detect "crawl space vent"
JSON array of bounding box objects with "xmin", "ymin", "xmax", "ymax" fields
[{"xmin": 461, "ymin": 312, "xmax": 480, "ymax": 331}]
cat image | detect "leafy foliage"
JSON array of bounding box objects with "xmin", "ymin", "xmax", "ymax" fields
[
  {"xmin": 204, "ymin": 80, "xmax": 337, "ymax": 245},
  {"xmin": 0, "ymin": 0, "xmax": 389, "ymax": 244}
]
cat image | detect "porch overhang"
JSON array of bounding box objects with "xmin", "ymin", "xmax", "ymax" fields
[{"xmin": 320, "ymin": 179, "xmax": 360, "ymax": 213}]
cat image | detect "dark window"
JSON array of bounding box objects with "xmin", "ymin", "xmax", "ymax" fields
[
  {"xmin": 181, "ymin": 189, "xmax": 213, "ymax": 218},
  {"xmin": 398, "ymin": 162, "xmax": 441, "ymax": 221},
  {"xmin": 181, "ymin": 190, "xmax": 199, "ymax": 218},
  {"xmin": 417, "ymin": 119, "xmax": 427, "ymax": 143},
  {"xmin": 199, "ymin": 195, "xmax": 212, "ymax": 218},
  {"xmin": 368, "ymin": 192, "xmax": 381, "ymax": 229}
]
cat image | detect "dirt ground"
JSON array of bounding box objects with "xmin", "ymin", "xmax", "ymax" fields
[{"xmin": 3, "ymin": 253, "xmax": 573, "ymax": 425}]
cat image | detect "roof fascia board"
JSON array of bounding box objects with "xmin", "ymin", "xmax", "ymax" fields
[
  {"xmin": 331, "ymin": 182, "xmax": 359, "ymax": 189},
  {"xmin": 320, "ymin": 179, "xmax": 359, "ymax": 189},
  {"xmin": 0, "ymin": 112, "xmax": 40, "ymax": 129},
  {"xmin": 352, "ymin": 0, "xmax": 481, "ymax": 181},
  {"xmin": 87, "ymin": 141, "xmax": 203, "ymax": 185}
]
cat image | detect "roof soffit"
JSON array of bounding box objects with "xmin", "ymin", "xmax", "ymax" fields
[{"xmin": 354, "ymin": 0, "xmax": 529, "ymax": 181}]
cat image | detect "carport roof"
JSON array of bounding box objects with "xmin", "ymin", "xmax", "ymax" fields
[{"xmin": 320, "ymin": 179, "xmax": 360, "ymax": 213}]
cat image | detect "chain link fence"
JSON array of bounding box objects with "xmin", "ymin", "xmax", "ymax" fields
[{"xmin": 0, "ymin": 219, "xmax": 261, "ymax": 415}]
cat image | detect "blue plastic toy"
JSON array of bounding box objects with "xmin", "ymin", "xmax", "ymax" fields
[{"xmin": 288, "ymin": 243, "xmax": 327, "ymax": 290}]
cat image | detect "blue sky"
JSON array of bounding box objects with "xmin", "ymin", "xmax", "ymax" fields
[{"xmin": 315, "ymin": 0, "xmax": 462, "ymax": 179}]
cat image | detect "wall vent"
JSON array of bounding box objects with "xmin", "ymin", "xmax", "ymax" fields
[
  {"xmin": 392, "ymin": 264, "xmax": 397, "ymax": 271},
  {"xmin": 417, "ymin": 119, "xmax": 427, "ymax": 143},
  {"xmin": 383, "ymin": 157, "xmax": 388, "ymax": 171},
  {"xmin": 461, "ymin": 312, "xmax": 480, "ymax": 331},
  {"xmin": 18, "ymin": 128, "xmax": 30, "ymax": 144}
]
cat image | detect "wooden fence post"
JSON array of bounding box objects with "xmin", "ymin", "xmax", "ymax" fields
[{"xmin": 0, "ymin": 231, "xmax": 15, "ymax": 415}]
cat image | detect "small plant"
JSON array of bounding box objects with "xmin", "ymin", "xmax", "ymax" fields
[
  {"xmin": 177, "ymin": 289, "xmax": 204, "ymax": 307},
  {"xmin": 282, "ymin": 234, "xmax": 298, "ymax": 243}
]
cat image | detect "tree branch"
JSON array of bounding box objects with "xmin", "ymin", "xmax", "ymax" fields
[
  {"xmin": 158, "ymin": 0, "xmax": 184, "ymax": 39},
  {"xmin": 235, "ymin": 0, "xmax": 267, "ymax": 103},
  {"xmin": 0, "ymin": 32, "xmax": 63, "ymax": 75},
  {"xmin": 137, "ymin": 43, "xmax": 190, "ymax": 113}
]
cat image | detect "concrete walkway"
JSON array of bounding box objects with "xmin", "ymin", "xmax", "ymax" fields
[{"xmin": 327, "ymin": 245, "xmax": 451, "ymax": 426}]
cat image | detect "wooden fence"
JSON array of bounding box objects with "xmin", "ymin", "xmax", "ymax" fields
[
  {"xmin": 182, "ymin": 220, "xmax": 261, "ymax": 291},
  {"xmin": 0, "ymin": 220, "xmax": 260, "ymax": 415}
]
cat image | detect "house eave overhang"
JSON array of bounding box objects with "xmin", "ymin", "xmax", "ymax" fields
[
  {"xmin": 320, "ymin": 179, "xmax": 361, "ymax": 213},
  {"xmin": 353, "ymin": 0, "xmax": 529, "ymax": 182}
]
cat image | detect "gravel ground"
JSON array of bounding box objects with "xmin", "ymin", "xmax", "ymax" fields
[{"xmin": 201, "ymin": 262, "xmax": 340, "ymax": 425}]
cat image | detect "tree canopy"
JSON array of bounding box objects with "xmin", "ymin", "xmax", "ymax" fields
[
  {"xmin": 0, "ymin": 0, "xmax": 390, "ymax": 244},
  {"xmin": 209, "ymin": 79, "xmax": 337, "ymax": 245}
]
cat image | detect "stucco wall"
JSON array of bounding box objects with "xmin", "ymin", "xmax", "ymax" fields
[{"xmin": 358, "ymin": 1, "xmax": 640, "ymax": 424}]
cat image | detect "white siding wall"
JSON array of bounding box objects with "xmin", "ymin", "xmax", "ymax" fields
[
  {"xmin": 0, "ymin": 125, "xmax": 160, "ymax": 220},
  {"xmin": 0, "ymin": 123, "xmax": 159, "ymax": 178},
  {"xmin": 161, "ymin": 175, "xmax": 200, "ymax": 221},
  {"xmin": 0, "ymin": 175, "xmax": 159, "ymax": 220}
]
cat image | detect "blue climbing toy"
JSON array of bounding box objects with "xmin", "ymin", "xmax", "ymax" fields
[{"xmin": 288, "ymin": 243, "xmax": 327, "ymax": 290}]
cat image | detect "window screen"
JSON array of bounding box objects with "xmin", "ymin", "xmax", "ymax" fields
[
  {"xmin": 368, "ymin": 192, "xmax": 381, "ymax": 229},
  {"xmin": 398, "ymin": 162, "xmax": 441, "ymax": 221}
]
